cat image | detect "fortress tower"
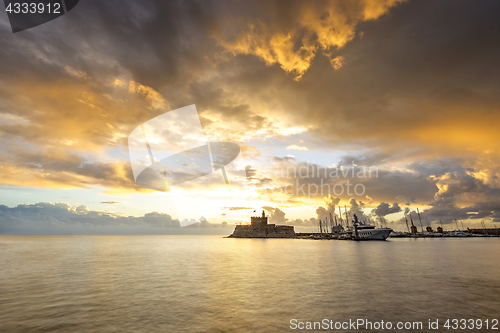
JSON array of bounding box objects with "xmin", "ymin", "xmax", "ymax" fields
[
  {"xmin": 251, "ymin": 210, "xmax": 268, "ymax": 226},
  {"xmin": 230, "ymin": 209, "xmax": 295, "ymax": 238}
]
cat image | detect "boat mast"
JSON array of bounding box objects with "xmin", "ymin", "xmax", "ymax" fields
[
  {"xmin": 344, "ymin": 205, "xmax": 350, "ymax": 226},
  {"xmin": 482, "ymin": 221, "xmax": 489, "ymax": 235},
  {"xmin": 404, "ymin": 212, "xmax": 410, "ymax": 233},
  {"xmin": 416, "ymin": 208, "xmax": 424, "ymax": 233},
  {"xmin": 338, "ymin": 206, "xmax": 343, "ymax": 227},
  {"xmin": 409, "ymin": 212, "xmax": 417, "ymax": 235}
]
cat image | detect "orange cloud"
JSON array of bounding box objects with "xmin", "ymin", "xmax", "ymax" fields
[
  {"xmin": 0, "ymin": 74, "xmax": 170, "ymax": 151},
  {"xmin": 217, "ymin": 0, "xmax": 405, "ymax": 79}
]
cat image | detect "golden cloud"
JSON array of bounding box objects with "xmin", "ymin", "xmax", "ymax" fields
[
  {"xmin": 128, "ymin": 80, "xmax": 168, "ymax": 109},
  {"xmin": 0, "ymin": 74, "xmax": 170, "ymax": 151},
  {"xmin": 217, "ymin": 0, "xmax": 405, "ymax": 80}
]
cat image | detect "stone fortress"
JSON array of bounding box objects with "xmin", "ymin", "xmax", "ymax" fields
[{"xmin": 229, "ymin": 210, "xmax": 296, "ymax": 238}]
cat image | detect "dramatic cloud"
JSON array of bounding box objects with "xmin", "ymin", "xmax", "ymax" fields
[
  {"xmin": 316, "ymin": 195, "xmax": 340, "ymax": 220},
  {"xmin": 216, "ymin": 0, "xmax": 404, "ymax": 79},
  {"xmin": 247, "ymin": 157, "xmax": 437, "ymax": 205},
  {"xmin": 263, "ymin": 206, "xmax": 287, "ymax": 224},
  {"xmin": 0, "ymin": 0, "xmax": 499, "ymax": 230},
  {"xmin": 372, "ymin": 202, "xmax": 402, "ymax": 217},
  {"xmin": 396, "ymin": 195, "xmax": 416, "ymax": 206}
]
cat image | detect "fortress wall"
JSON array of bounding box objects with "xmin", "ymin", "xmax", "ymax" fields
[{"xmin": 230, "ymin": 225, "xmax": 295, "ymax": 238}]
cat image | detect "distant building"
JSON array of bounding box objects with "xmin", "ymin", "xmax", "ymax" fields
[{"xmin": 229, "ymin": 210, "xmax": 295, "ymax": 238}]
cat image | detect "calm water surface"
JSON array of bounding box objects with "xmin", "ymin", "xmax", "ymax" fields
[{"xmin": 1, "ymin": 235, "xmax": 499, "ymax": 332}]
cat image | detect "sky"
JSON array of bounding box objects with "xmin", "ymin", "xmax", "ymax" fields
[{"xmin": 1, "ymin": 0, "xmax": 500, "ymax": 234}]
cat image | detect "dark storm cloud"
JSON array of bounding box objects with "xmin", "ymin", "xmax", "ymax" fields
[
  {"xmin": 418, "ymin": 169, "xmax": 500, "ymax": 224},
  {"xmin": 0, "ymin": 0, "xmax": 212, "ymax": 84},
  {"xmin": 433, "ymin": 170, "xmax": 500, "ymax": 201},
  {"xmin": 372, "ymin": 202, "xmax": 401, "ymax": 217},
  {"xmin": 395, "ymin": 195, "xmax": 416, "ymax": 205}
]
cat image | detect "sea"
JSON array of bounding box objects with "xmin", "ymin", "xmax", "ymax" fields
[{"xmin": 1, "ymin": 235, "xmax": 499, "ymax": 332}]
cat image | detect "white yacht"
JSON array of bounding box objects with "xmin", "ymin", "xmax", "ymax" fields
[
  {"xmin": 445, "ymin": 230, "xmax": 471, "ymax": 237},
  {"xmin": 342, "ymin": 215, "xmax": 393, "ymax": 240}
]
